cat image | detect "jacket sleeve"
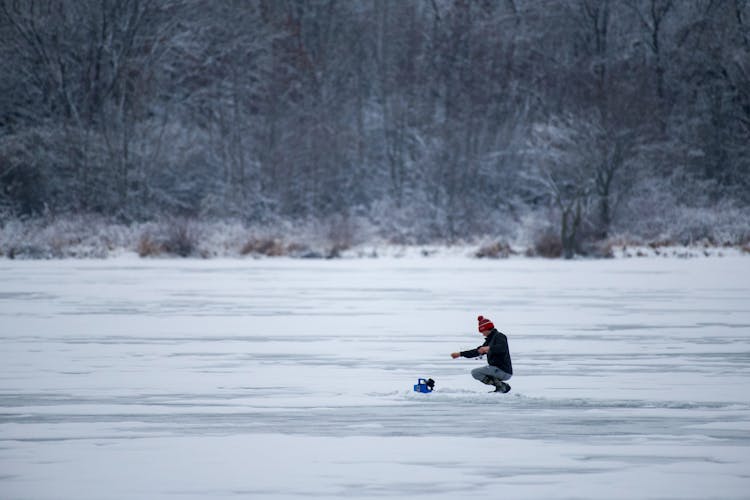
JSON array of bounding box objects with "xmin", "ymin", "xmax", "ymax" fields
[
  {"xmin": 460, "ymin": 348, "xmax": 481, "ymax": 358},
  {"xmin": 460, "ymin": 339, "xmax": 488, "ymax": 358}
]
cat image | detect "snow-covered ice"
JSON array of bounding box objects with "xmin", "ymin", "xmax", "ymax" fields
[{"xmin": 1, "ymin": 257, "xmax": 749, "ymax": 499}]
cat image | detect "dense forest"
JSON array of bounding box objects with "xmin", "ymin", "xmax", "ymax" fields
[{"xmin": 1, "ymin": 0, "xmax": 749, "ymax": 258}]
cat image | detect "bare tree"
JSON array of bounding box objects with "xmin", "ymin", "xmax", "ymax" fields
[
  {"xmin": 525, "ymin": 115, "xmax": 599, "ymax": 258},
  {"xmin": 625, "ymin": 0, "xmax": 675, "ymax": 112}
]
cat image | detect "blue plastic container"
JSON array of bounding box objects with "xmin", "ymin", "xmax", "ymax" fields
[{"xmin": 413, "ymin": 378, "xmax": 434, "ymax": 393}]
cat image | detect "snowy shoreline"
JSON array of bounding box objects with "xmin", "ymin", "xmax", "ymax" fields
[
  {"xmin": 344, "ymin": 243, "xmax": 750, "ymax": 260},
  {"xmin": 3, "ymin": 216, "xmax": 749, "ymax": 260},
  {"xmin": 1, "ymin": 241, "xmax": 748, "ymax": 261}
]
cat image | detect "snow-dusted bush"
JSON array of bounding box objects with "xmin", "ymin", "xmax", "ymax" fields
[
  {"xmin": 616, "ymin": 173, "xmax": 750, "ymax": 247},
  {"xmin": 0, "ymin": 215, "xmax": 135, "ymax": 259}
]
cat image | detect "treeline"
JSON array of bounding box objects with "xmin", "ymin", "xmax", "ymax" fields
[{"xmin": 1, "ymin": 0, "xmax": 748, "ymax": 257}]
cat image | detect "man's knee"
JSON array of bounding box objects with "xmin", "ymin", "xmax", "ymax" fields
[{"xmin": 471, "ymin": 367, "xmax": 485, "ymax": 380}]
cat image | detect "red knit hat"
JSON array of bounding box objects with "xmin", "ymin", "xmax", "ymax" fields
[{"xmin": 478, "ymin": 315, "xmax": 494, "ymax": 332}]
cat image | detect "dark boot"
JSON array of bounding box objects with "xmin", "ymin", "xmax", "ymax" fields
[{"xmin": 491, "ymin": 380, "xmax": 511, "ymax": 393}]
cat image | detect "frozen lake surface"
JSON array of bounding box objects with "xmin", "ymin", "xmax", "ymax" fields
[{"xmin": 1, "ymin": 256, "xmax": 750, "ymax": 499}]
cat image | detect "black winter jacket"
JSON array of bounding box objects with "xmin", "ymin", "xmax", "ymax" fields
[{"xmin": 460, "ymin": 329, "xmax": 513, "ymax": 375}]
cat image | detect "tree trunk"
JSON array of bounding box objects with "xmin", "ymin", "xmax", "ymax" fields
[{"xmin": 561, "ymin": 198, "xmax": 583, "ymax": 259}]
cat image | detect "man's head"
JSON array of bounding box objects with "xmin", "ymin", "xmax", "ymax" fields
[{"xmin": 478, "ymin": 315, "xmax": 494, "ymax": 336}]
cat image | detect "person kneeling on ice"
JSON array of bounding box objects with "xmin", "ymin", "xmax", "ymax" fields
[{"xmin": 451, "ymin": 316, "xmax": 513, "ymax": 393}]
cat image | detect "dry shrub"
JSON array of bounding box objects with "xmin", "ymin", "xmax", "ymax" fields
[
  {"xmin": 6, "ymin": 244, "xmax": 48, "ymax": 259},
  {"xmin": 241, "ymin": 237, "xmax": 328, "ymax": 258},
  {"xmin": 475, "ymin": 241, "xmax": 515, "ymax": 259},
  {"xmin": 241, "ymin": 237, "xmax": 286, "ymax": 256},
  {"xmin": 164, "ymin": 222, "xmax": 198, "ymax": 257},
  {"xmin": 137, "ymin": 219, "xmax": 200, "ymax": 257},
  {"xmin": 326, "ymin": 214, "xmax": 357, "ymax": 255},
  {"xmin": 137, "ymin": 233, "xmax": 163, "ymax": 257},
  {"xmin": 648, "ymin": 239, "xmax": 675, "ymax": 249},
  {"xmin": 326, "ymin": 243, "xmax": 349, "ymax": 259},
  {"xmin": 285, "ymin": 242, "xmax": 309, "ymax": 256},
  {"xmin": 531, "ymin": 232, "xmax": 563, "ymax": 258},
  {"xmin": 740, "ymin": 233, "xmax": 750, "ymax": 254},
  {"xmin": 583, "ymin": 240, "xmax": 615, "ymax": 258}
]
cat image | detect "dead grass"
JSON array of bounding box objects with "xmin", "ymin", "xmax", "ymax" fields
[
  {"xmin": 137, "ymin": 219, "xmax": 200, "ymax": 257},
  {"xmin": 137, "ymin": 233, "xmax": 163, "ymax": 257},
  {"xmin": 531, "ymin": 232, "xmax": 563, "ymax": 258},
  {"xmin": 240, "ymin": 237, "xmax": 286, "ymax": 257},
  {"xmin": 475, "ymin": 241, "xmax": 515, "ymax": 259}
]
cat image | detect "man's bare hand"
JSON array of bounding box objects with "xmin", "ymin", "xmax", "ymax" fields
[
  {"xmin": 450, "ymin": 352, "xmax": 460, "ymax": 359},
  {"xmin": 478, "ymin": 346, "xmax": 489, "ymax": 355}
]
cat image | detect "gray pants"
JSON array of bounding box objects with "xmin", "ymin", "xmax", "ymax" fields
[{"xmin": 471, "ymin": 365, "xmax": 512, "ymax": 384}]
